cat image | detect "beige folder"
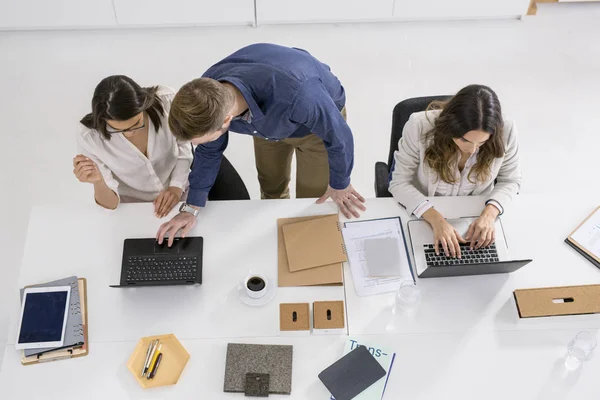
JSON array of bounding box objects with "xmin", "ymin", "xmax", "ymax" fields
[
  {"xmin": 282, "ymin": 214, "xmax": 347, "ymax": 272},
  {"xmin": 278, "ymin": 216, "xmax": 343, "ymax": 287}
]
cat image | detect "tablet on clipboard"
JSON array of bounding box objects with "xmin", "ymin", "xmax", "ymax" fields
[{"xmin": 15, "ymin": 286, "xmax": 71, "ymax": 350}]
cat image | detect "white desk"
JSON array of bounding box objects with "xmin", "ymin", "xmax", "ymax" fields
[
  {"xmin": 1, "ymin": 329, "xmax": 598, "ymax": 399},
  {"xmin": 2, "ymin": 196, "xmax": 600, "ymax": 399},
  {"xmin": 342, "ymin": 196, "xmax": 600, "ymax": 335},
  {"xmin": 4, "ymin": 199, "xmax": 346, "ymax": 344}
]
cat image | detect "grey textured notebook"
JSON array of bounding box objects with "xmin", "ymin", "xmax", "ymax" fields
[
  {"xmin": 224, "ymin": 343, "xmax": 293, "ymax": 395},
  {"xmin": 20, "ymin": 276, "xmax": 84, "ymax": 357}
]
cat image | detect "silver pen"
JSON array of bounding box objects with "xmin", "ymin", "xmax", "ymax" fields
[{"xmin": 142, "ymin": 340, "xmax": 158, "ymax": 377}]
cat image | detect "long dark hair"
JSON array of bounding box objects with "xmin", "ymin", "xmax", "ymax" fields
[
  {"xmin": 80, "ymin": 75, "xmax": 164, "ymax": 140},
  {"xmin": 424, "ymin": 84, "xmax": 505, "ymax": 184}
]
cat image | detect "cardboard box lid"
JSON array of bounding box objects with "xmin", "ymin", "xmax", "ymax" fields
[
  {"xmin": 313, "ymin": 301, "xmax": 345, "ymax": 330},
  {"xmin": 277, "ymin": 216, "xmax": 343, "ymax": 287},
  {"xmin": 282, "ymin": 214, "xmax": 347, "ymax": 272},
  {"xmin": 514, "ymin": 284, "xmax": 600, "ymax": 318},
  {"xmin": 280, "ymin": 303, "xmax": 310, "ymax": 331}
]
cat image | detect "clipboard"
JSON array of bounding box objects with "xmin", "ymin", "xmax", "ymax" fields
[
  {"xmin": 565, "ymin": 206, "xmax": 600, "ymax": 269},
  {"xmin": 21, "ymin": 278, "xmax": 89, "ymax": 365}
]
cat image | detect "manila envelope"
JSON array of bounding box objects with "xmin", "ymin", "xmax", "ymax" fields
[{"xmin": 278, "ymin": 216, "xmax": 343, "ymax": 287}]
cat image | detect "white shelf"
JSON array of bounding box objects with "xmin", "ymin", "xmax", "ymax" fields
[
  {"xmin": 393, "ymin": 0, "xmax": 530, "ymax": 20},
  {"xmin": 0, "ymin": 0, "xmax": 117, "ymax": 29},
  {"xmin": 256, "ymin": 0, "xmax": 394, "ymax": 24},
  {"xmin": 113, "ymin": 0, "xmax": 255, "ymax": 27}
]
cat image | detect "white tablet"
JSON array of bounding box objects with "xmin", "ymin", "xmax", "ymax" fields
[{"xmin": 15, "ymin": 286, "xmax": 71, "ymax": 350}]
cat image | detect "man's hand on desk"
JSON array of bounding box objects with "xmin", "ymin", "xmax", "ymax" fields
[
  {"xmin": 156, "ymin": 210, "xmax": 197, "ymax": 247},
  {"xmin": 317, "ymin": 184, "xmax": 366, "ymax": 219},
  {"xmin": 465, "ymin": 204, "xmax": 499, "ymax": 250}
]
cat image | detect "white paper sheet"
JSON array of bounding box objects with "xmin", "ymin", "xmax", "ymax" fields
[
  {"xmin": 342, "ymin": 218, "xmax": 414, "ymax": 297},
  {"xmin": 571, "ymin": 208, "xmax": 600, "ymax": 259}
]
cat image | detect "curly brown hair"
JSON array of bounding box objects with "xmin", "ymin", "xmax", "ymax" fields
[{"xmin": 424, "ymin": 85, "xmax": 505, "ymax": 184}]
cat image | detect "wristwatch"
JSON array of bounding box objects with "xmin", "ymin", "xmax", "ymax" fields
[{"xmin": 179, "ymin": 203, "xmax": 200, "ymax": 218}]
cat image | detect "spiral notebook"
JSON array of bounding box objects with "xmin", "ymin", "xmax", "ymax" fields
[{"xmin": 282, "ymin": 214, "xmax": 347, "ymax": 272}]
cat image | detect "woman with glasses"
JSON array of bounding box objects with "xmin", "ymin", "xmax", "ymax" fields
[
  {"xmin": 74, "ymin": 75, "xmax": 193, "ymax": 215},
  {"xmin": 389, "ymin": 84, "xmax": 522, "ymax": 259}
]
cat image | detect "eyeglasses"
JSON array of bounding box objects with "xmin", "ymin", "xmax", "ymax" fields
[{"xmin": 106, "ymin": 117, "xmax": 146, "ymax": 135}]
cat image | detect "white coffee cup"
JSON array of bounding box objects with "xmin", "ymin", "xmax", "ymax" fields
[{"xmin": 245, "ymin": 274, "xmax": 268, "ymax": 299}]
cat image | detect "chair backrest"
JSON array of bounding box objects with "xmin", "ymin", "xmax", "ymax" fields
[{"xmin": 387, "ymin": 95, "xmax": 452, "ymax": 168}]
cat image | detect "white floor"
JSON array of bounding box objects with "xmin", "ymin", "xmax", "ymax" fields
[{"xmin": 1, "ymin": 2, "xmax": 600, "ymax": 370}]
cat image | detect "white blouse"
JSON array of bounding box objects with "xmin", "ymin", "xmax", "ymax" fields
[
  {"xmin": 76, "ymin": 86, "xmax": 193, "ymax": 205},
  {"xmin": 434, "ymin": 150, "xmax": 478, "ymax": 197},
  {"xmin": 413, "ymin": 149, "xmax": 503, "ymax": 217}
]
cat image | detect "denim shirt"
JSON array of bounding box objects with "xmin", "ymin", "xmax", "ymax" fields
[{"xmin": 187, "ymin": 43, "xmax": 354, "ymax": 207}]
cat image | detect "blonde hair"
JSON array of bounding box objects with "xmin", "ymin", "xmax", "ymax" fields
[{"xmin": 169, "ymin": 78, "xmax": 235, "ymax": 140}]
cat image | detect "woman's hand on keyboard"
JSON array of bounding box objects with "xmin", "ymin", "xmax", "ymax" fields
[
  {"xmin": 423, "ymin": 208, "xmax": 466, "ymax": 258},
  {"xmin": 465, "ymin": 205, "xmax": 499, "ymax": 249}
]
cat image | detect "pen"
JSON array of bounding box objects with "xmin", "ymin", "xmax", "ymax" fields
[
  {"xmin": 143, "ymin": 340, "xmax": 159, "ymax": 377},
  {"xmin": 148, "ymin": 352, "xmax": 163, "ymax": 380},
  {"xmin": 147, "ymin": 344, "xmax": 162, "ymax": 380},
  {"xmin": 141, "ymin": 341, "xmax": 153, "ymax": 377}
]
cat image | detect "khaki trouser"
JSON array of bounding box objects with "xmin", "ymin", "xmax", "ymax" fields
[{"xmin": 253, "ymin": 108, "xmax": 347, "ymax": 199}]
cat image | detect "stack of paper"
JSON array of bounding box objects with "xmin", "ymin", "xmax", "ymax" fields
[{"xmin": 342, "ymin": 217, "xmax": 413, "ymax": 297}]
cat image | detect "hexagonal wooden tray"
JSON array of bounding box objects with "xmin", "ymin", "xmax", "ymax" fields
[{"xmin": 127, "ymin": 334, "xmax": 190, "ymax": 389}]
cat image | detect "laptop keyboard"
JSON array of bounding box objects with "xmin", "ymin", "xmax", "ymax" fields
[
  {"xmin": 126, "ymin": 255, "xmax": 198, "ymax": 283},
  {"xmin": 424, "ymin": 243, "xmax": 499, "ymax": 267}
]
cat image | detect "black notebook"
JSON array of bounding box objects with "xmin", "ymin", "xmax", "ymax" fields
[{"xmin": 318, "ymin": 345, "xmax": 386, "ymax": 400}]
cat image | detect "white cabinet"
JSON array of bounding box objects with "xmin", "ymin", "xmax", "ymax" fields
[
  {"xmin": 0, "ymin": 0, "xmax": 532, "ymax": 30},
  {"xmin": 113, "ymin": 0, "xmax": 255, "ymax": 26},
  {"xmin": 256, "ymin": 0, "xmax": 394, "ymax": 24},
  {"xmin": 0, "ymin": 0, "xmax": 117, "ymax": 29},
  {"xmin": 393, "ymin": 0, "xmax": 530, "ymax": 20}
]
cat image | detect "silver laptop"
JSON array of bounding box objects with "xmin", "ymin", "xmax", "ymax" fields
[{"xmin": 408, "ymin": 217, "xmax": 531, "ymax": 278}]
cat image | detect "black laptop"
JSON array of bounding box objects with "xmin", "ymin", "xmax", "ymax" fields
[{"xmin": 110, "ymin": 237, "xmax": 203, "ymax": 287}]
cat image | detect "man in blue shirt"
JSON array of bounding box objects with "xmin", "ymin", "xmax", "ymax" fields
[{"xmin": 157, "ymin": 43, "xmax": 365, "ymax": 245}]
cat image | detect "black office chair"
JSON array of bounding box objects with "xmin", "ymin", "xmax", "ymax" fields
[
  {"xmin": 190, "ymin": 144, "xmax": 251, "ymax": 201},
  {"xmin": 208, "ymin": 155, "xmax": 251, "ymax": 201},
  {"xmin": 374, "ymin": 96, "xmax": 451, "ymax": 198}
]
